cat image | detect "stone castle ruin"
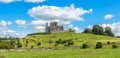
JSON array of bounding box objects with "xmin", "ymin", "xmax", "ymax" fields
[{"xmin": 45, "ymin": 22, "xmax": 64, "ymax": 33}]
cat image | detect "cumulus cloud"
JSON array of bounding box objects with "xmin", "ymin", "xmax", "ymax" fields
[
  {"xmin": 73, "ymin": 27, "xmax": 83, "ymax": 33},
  {"xmin": 0, "ymin": 28, "xmax": 26, "ymax": 38},
  {"xmin": 29, "ymin": 20, "xmax": 47, "ymax": 33},
  {"xmin": 0, "ymin": 0, "xmax": 21, "ymax": 3},
  {"xmin": 15, "ymin": 20, "xmax": 27, "ymax": 28},
  {"xmin": 28, "ymin": 4, "xmax": 93, "ymax": 22},
  {"xmin": 15, "ymin": 20, "xmax": 26, "ymax": 25},
  {"xmin": 0, "ymin": 20, "xmax": 26, "ymax": 38},
  {"xmin": 0, "ymin": 20, "xmax": 12, "ymax": 27},
  {"xmin": 27, "ymin": 4, "xmax": 93, "ymax": 32},
  {"xmin": 104, "ymin": 14, "xmax": 114, "ymax": 20},
  {"xmin": 24, "ymin": 0, "xmax": 45, "ymax": 3}
]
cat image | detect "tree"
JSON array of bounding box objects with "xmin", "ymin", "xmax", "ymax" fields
[
  {"xmin": 92, "ymin": 25, "xmax": 104, "ymax": 35},
  {"xmin": 105, "ymin": 26, "xmax": 114, "ymax": 37},
  {"xmin": 83, "ymin": 28, "xmax": 92, "ymax": 34}
]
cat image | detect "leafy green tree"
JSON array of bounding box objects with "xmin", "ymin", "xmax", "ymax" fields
[
  {"xmin": 83, "ymin": 28, "xmax": 92, "ymax": 34},
  {"xmin": 92, "ymin": 25, "xmax": 104, "ymax": 35},
  {"xmin": 105, "ymin": 26, "xmax": 114, "ymax": 37}
]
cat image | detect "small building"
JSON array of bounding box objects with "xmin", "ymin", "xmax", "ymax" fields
[{"xmin": 45, "ymin": 22, "xmax": 64, "ymax": 33}]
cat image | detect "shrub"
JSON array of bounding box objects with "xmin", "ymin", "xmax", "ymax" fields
[
  {"xmin": 95, "ymin": 42, "xmax": 103, "ymax": 49},
  {"xmin": 17, "ymin": 42, "xmax": 22, "ymax": 48},
  {"xmin": 54, "ymin": 43, "xmax": 58, "ymax": 46},
  {"xmin": 37, "ymin": 42, "xmax": 41, "ymax": 46},
  {"xmin": 31, "ymin": 45, "xmax": 33, "ymax": 48},
  {"xmin": 48, "ymin": 40, "xmax": 53, "ymax": 44},
  {"xmin": 112, "ymin": 44, "xmax": 118, "ymax": 48},
  {"xmin": 55, "ymin": 39, "xmax": 62, "ymax": 44},
  {"xmin": 81, "ymin": 43, "xmax": 89, "ymax": 49},
  {"xmin": 107, "ymin": 41, "xmax": 110, "ymax": 44}
]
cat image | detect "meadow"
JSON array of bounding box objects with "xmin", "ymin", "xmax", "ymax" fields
[
  {"xmin": 0, "ymin": 49, "xmax": 120, "ymax": 58},
  {"xmin": 0, "ymin": 32, "xmax": 120, "ymax": 58}
]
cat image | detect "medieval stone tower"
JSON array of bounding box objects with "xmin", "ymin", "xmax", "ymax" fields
[{"xmin": 45, "ymin": 22, "xmax": 64, "ymax": 33}]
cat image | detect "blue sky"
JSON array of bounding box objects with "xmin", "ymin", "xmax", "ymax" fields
[{"xmin": 0, "ymin": 0, "xmax": 120, "ymax": 37}]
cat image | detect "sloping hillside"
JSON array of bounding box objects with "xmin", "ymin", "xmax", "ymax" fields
[{"xmin": 20, "ymin": 32, "xmax": 120, "ymax": 48}]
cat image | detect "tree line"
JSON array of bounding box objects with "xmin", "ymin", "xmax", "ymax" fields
[{"xmin": 83, "ymin": 25, "xmax": 114, "ymax": 37}]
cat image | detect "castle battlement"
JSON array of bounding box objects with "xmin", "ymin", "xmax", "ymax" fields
[{"xmin": 45, "ymin": 22, "xmax": 64, "ymax": 33}]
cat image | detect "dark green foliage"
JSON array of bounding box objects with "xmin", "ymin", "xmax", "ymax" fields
[
  {"xmin": 95, "ymin": 42, "xmax": 103, "ymax": 49},
  {"xmin": 37, "ymin": 42, "xmax": 41, "ymax": 46},
  {"xmin": 55, "ymin": 39, "xmax": 74, "ymax": 46},
  {"xmin": 54, "ymin": 43, "xmax": 58, "ymax": 46},
  {"xmin": 0, "ymin": 40, "xmax": 15, "ymax": 49},
  {"xmin": 81, "ymin": 43, "xmax": 89, "ymax": 49},
  {"xmin": 55, "ymin": 39, "xmax": 62, "ymax": 44},
  {"xmin": 107, "ymin": 41, "xmax": 110, "ymax": 44},
  {"xmin": 48, "ymin": 40, "xmax": 53, "ymax": 44},
  {"xmin": 9, "ymin": 40, "xmax": 15, "ymax": 49},
  {"xmin": 112, "ymin": 44, "xmax": 118, "ymax": 48},
  {"xmin": 105, "ymin": 26, "xmax": 114, "ymax": 37},
  {"xmin": 26, "ymin": 39, "xmax": 29, "ymax": 44},
  {"xmin": 31, "ymin": 45, "xmax": 33, "ymax": 48},
  {"xmin": 17, "ymin": 40, "xmax": 22, "ymax": 48},
  {"xmin": 61, "ymin": 40, "xmax": 67, "ymax": 44},
  {"xmin": 68, "ymin": 40, "xmax": 74, "ymax": 45},
  {"xmin": 92, "ymin": 25, "xmax": 104, "ymax": 35},
  {"xmin": 83, "ymin": 28, "xmax": 92, "ymax": 34}
]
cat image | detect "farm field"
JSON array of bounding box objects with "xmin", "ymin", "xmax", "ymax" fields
[{"xmin": 0, "ymin": 49, "xmax": 120, "ymax": 58}]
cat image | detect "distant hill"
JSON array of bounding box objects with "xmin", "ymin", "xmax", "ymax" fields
[{"xmin": 20, "ymin": 32, "xmax": 120, "ymax": 48}]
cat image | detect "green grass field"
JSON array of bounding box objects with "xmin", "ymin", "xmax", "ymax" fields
[
  {"xmin": 0, "ymin": 49, "xmax": 120, "ymax": 58},
  {"xmin": 0, "ymin": 32, "xmax": 120, "ymax": 58}
]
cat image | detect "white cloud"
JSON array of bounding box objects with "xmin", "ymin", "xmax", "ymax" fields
[
  {"xmin": 0, "ymin": 20, "xmax": 27, "ymax": 38},
  {"xmin": 0, "ymin": 0, "xmax": 21, "ymax": 3},
  {"xmin": 30, "ymin": 20, "xmax": 46, "ymax": 26},
  {"xmin": 0, "ymin": 20, "xmax": 12, "ymax": 27},
  {"xmin": 15, "ymin": 20, "xmax": 26, "ymax": 26},
  {"xmin": 27, "ymin": 4, "xmax": 93, "ymax": 33},
  {"xmin": 15, "ymin": 20, "xmax": 27, "ymax": 28},
  {"xmin": 24, "ymin": 0, "xmax": 45, "ymax": 3},
  {"xmin": 0, "ymin": 28, "xmax": 26, "ymax": 38},
  {"xmin": 73, "ymin": 27, "xmax": 83, "ymax": 33},
  {"xmin": 104, "ymin": 14, "xmax": 114, "ymax": 20},
  {"xmin": 28, "ymin": 4, "xmax": 93, "ymax": 24}
]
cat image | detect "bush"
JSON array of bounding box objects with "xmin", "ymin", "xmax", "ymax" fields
[
  {"xmin": 68, "ymin": 41, "xmax": 74, "ymax": 45},
  {"xmin": 95, "ymin": 42, "xmax": 103, "ymax": 49},
  {"xmin": 17, "ymin": 42, "xmax": 22, "ymax": 48},
  {"xmin": 37, "ymin": 42, "xmax": 41, "ymax": 46},
  {"xmin": 81, "ymin": 43, "xmax": 89, "ymax": 49},
  {"xmin": 31, "ymin": 45, "xmax": 33, "ymax": 48},
  {"xmin": 112, "ymin": 44, "xmax": 118, "ymax": 48},
  {"xmin": 55, "ymin": 39, "xmax": 62, "ymax": 44},
  {"xmin": 107, "ymin": 41, "xmax": 110, "ymax": 44}
]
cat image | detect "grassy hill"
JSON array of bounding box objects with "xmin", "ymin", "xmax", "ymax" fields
[
  {"xmin": 20, "ymin": 32, "xmax": 120, "ymax": 49},
  {"xmin": 1, "ymin": 32, "xmax": 120, "ymax": 58}
]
